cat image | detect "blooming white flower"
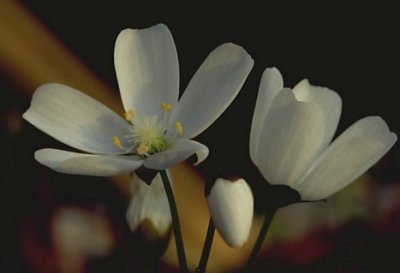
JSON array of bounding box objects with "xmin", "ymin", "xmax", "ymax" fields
[
  {"xmin": 206, "ymin": 178, "xmax": 254, "ymax": 248},
  {"xmin": 23, "ymin": 24, "xmax": 254, "ymax": 175},
  {"xmin": 250, "ymin": 67, "xmax": 397, "ymax": 201},
  {"xmin": 126, "ymin": 172, "xmax": 172, "ymax": 238}
]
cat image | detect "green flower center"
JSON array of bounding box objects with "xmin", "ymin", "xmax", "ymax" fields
[{"xmin": 128, "ymin": 115, "xmax": 168, "ymax": 155}]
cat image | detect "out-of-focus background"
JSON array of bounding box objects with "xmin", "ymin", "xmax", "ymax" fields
[{"xmin": 1, "ymin": 1, "xmax": 399, "ymax": 273}]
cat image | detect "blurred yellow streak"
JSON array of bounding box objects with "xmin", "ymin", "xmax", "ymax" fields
[{"xmin": 0, "ymin": 1, "xmax": 122, "ymax": 113}]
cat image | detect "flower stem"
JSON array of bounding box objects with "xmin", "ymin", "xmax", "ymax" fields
[
  {"xmin": 244, "ymin": 207, "xmax": 276, "ymax": 272},
  {"xmin": 160, "ymin": 170, "xmax": 188, "ymax": 273},
  {"xmin": 195, "ymin": 217, "xmax": 215, "ymax": 273}
]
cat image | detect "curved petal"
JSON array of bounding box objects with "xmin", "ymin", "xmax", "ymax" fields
[
  {"xmin": 254, "ymin": 89, "xmax": 327, "ymax": 186},
  {"xmin": 144, "ymin": 140, "xmax": 209, "ymax": 170},
  {"xmin": 23, "ymin": 83, "xmax": 129, "ymax": 154},
  {"xmin": 126, "ymin": 172, "xmax": 172, "ymax": 236},
  {"xmin": 35, "ymin": 149, "xmax": 143, "ymax": 176},
  {"xmin": 168, "ymin": 43, "xmax": 254, "ymax": 139},
  {"xmin": 297, "ymin": 116, "xmax": 397, "ymax": 200},
  {"xmin": 293, "ymin": 79, "xmax": 342, "ymax": 150},
  {"xmin": 114, "ymin": 24, "xmax": 179, "ymax": 117},
  {"xmin": 250, "ymin": 67, "xmax": 283, "ymax": 163}
]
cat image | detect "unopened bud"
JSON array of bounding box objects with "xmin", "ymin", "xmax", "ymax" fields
[{"xmin": 206, "ymin": 178, "xmax": 254, "ymax": 247}]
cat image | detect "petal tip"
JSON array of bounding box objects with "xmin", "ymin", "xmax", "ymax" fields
[
  {"xmin": 34, "ymin": 148, "xmax": 52, "ymax": 166},
  {"xmin": 364, "ymin": 116, "xmax": 395, "ymax": 135},
  {"xmin": 265, "ymin": 66, "xmax": 281, "ymax": 74},
  {"xmin": 261, "ymin": 67, "xmax": 284, "ymax": 87},
  {"xmin": 218, "ymin": 42, "xmax": 254, "ymax": 63},
  {"xmin": 21, "ymin": 110, "xmax": 30, "ymax": 121}
]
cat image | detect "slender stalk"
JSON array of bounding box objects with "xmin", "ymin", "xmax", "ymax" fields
[
  {"xmin": 244, "ymin": 207, "xmax": 277, "ymax": 272},
  {"xmin": 195, "ymin": 218, "xmax": 216, "ymax": 273},
  {"xmin": 160, "ymin": 170, "xmax": 188, "ymax": 273}
]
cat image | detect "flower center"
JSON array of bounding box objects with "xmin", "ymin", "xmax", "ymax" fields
[
  {"xmin": 127, "ymin": 115, "xmax": 168, "ymax": 155},
  {"xmin": 112, "ymin": 103, "xmax": 183, "ymax": 157}
]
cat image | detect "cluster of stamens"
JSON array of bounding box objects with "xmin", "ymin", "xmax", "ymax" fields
[{"xmin": 112, "ymin": 102, "xmax": 183, "ymax": 157}]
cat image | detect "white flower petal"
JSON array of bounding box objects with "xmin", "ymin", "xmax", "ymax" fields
[
  {"xmin": 297, "ymin": 116, "xmax": 397, "ymax": 200},
  {"xmin": 168, "ymin": 43, "xmax": 253, "ymax": 139},
  {"xmin": 126, "ymin": 172, "xmax": 172, "ymax": 236},
  {"xmin": 207, "ymin": 178, "xmax": 254, "ymax": 248},
  {"xmin": 293, "ymin": 79, "xmax": 342, "ymax": 150},
  {"xmin": 254, "ymin": 89, "xmax": 327, "ymax": 186},
  {"xmin": 250, "ymin": 67, "xmax": 283, "ymax": 164},
  {"xmin": 143, "ymin": 140, "xmax": 208, "ymax": 170},
  {"xmin": 35, "ymin": 149, "xmax": 143, "ymax": 176},
  {"xmin": 114, "ymin": 24, "xmax": 179, "ymax": 117},
  {"xmin": 23, "ymin": 83, "xmax": 129, "ymax": 154}
]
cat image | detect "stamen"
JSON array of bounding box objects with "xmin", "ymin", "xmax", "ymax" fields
[
  {"xmin": 136, "ymin": 144, "xmax": 149, "ymax": 156},
  {"xmin": 160, "ymin": 102, "xmax": 172, "ymax": 112},
  {"xmin": 123, "ymin": 110, "xmax": 177, "ymax": 156},
  {"xmin": 175, "ymin": 122, "xmax": 183, "ymax": 136},
  {"xmin": 112, "ymin": 136, "xmax": 122, "ymax": 148},
  {"xmin": 124, "ymin": 109, "xmax": 136, "ymax": 122}
]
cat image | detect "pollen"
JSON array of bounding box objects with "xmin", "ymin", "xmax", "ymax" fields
[
  {"xmin": 160, "ymin": 102, "xmax": 172, "ymax": 112},
  {"xmin": 124, "ymin": 109, "xmax": 136, "ymax": 121},
  {"xmin": 136, "ymin": 144, "xmax": 149, "ymax": 156},
  {"xmin": 112, "ymin": 136, "xmax": 122, "ymax": 148},
  {"xmin": 175, "ymin": 122, "xmax": 183, "ymax": 136},
  {"xmin": 126, "ymin": 115, "xmax": 169, "ymax": 155}
]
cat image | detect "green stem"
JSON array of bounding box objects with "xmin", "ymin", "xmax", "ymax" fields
[
  {"xmin": 195, "ymin": 217, "xmax": 215, "ymax": 273},
  {"xmin": 244, "ymin": 207, "xmax": 276, "ymax": 272},
  {"xmin": 160, "ymin": 170, "xmax": 188, "ymax": 273}
]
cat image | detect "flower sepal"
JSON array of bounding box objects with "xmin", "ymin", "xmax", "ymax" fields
[
  {"xmin": 257, "ymin": 184, "xmax": 301, "ymax": 211},
  {"xmin": 135, "ymin": 166, "xmax": 159, "ymax": 185}
]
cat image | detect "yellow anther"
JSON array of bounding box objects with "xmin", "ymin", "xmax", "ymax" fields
[
  {"xmin": 112, "ymin": 136, "xmax": 122, "ymax": 148},
  {"xmin": 124, "ymin": 109, "xmax": 136, "ymax": 121},
  {"xmin": 136, "ymin": 144, "xmax": 149, "ymax": 156},
  {"xmin": 175, "ymin": 122, "xmax": 183, "ymax": 136},
  {"xmin": 160, "ymin": 102, "xmax": 172, "ymax": 112}
]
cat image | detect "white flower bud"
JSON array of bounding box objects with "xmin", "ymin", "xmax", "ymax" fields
[{"xmin": 206, "ymin": 178, "xmax": 254, "ymax": 248}]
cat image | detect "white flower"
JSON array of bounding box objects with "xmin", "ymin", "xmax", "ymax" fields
[
  {"xmin": 126, "ymin": 172, "xmax": 171, "ymax": 238},
  {"xmin": 250, "ymin": 67, "xmax": 397, "ymax": 201},
  {"xmin": 206, "ymin": 178, "xmax": 254, "ymax": 248},
  {"xmin": 23, "ymin": 24, "xmax": 254, "ymax": 176}
]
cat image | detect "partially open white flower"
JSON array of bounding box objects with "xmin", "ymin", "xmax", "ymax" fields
[
  {"xmin": 23, "ymin": 24, "xmax": 254, "ymax": 175},
  {"xmin": 126, "ymin": 172, "xmax": 171, "ymax": 238},
  {"xmin": 250, "ymin": 67, "xmax": 397, "ymax": 201},
  {"xmin": 206, "ymin": 178, "xmax": 254, "ymax": 248}
]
